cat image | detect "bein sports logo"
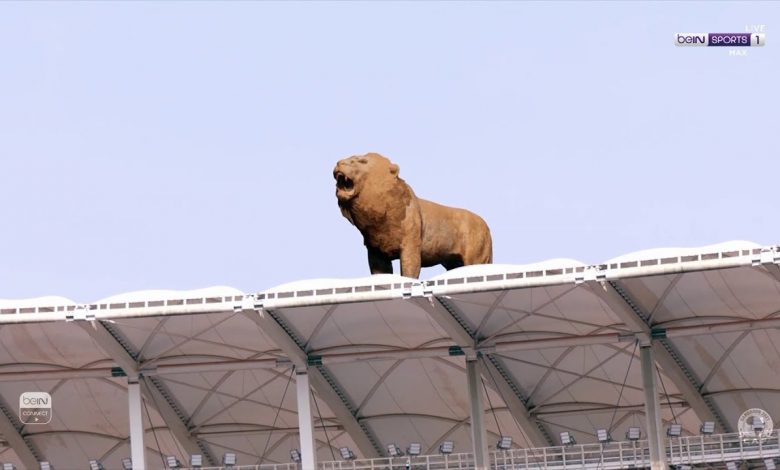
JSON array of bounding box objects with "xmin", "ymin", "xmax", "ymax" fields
[
  {"xmin": 19, "ymin": 392, "xmax": 52, "ymax": 425},
  {"xmin": 676, "ymin": 32, "xmax": 708, "ymax": 46},
  {"xmin": 675, "ymin": 32, "xmax": 765, "ymax": 47}
]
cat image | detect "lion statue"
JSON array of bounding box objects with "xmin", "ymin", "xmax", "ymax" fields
[{"xmin": 334, "ymin": 152, "xmax": 492, "ymax": 278}]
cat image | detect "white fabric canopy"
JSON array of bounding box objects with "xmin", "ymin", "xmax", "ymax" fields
[{"xmin": 0, "ymin": 240, "xmax": 778, "ymax": 469}]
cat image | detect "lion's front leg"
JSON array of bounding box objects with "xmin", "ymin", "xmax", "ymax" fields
[
  {"xmin": 399, "ymin": 244, "xmax": 422, "ymax": 279},
  {"xmin": 367, "ymin": 247, "xmax": 393, "ymax": 275},
  {"xmin": 399, "ymin": 199, "xmax": 423, "ymax": 279}
]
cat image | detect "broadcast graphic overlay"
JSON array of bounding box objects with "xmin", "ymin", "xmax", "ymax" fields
[
  {"xmin": 675, "ymin": 32, "xmax": 765, "ymax": 47},
  {"xmin": 675, "ymin": 25, "xmax": 767, "ymax": 56},
  {"xmin": 19, "ymin": 392, "xmax": 52, "ymax": 425}
]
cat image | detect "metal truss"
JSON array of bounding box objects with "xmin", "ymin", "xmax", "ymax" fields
[
  {"xmin": 698, "ymin": 330, "xmax": 751, "ymax": 392},
  {"xmin": 187, "ymin": 369, "xmax": 294, "ymax": 434},
  {"xmin": 0, "ymin": 309, "xmax": 776, "ymax": 385},
  {"xmin": 528, "ymin": 341, "xmax": 636, "ymax": 408},
  {"xmin": 411, "ymin": 296, "xmax": 555, "ymax": 447},
  {"xmin": 586, "ymin": 280, "xmax": 731, "ymax": 433},
  {"xmin": 78, "ymin": 320, "xmax": 219, "ymax": 465},
  {"xmin": 243, "ymin": 306, "xmax": 382, "ymax": 458},
  {"xmin": 0, "ymin": 394, "xmax": 42, "ymax": 468},
  {"xmin": 478, "ymin": 355, "xmax": 556, "ymax": 447}
]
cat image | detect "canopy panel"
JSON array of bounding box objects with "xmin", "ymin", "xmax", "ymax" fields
[{"xmin": 0, "ymin": 241, "xmax": 777, "ymax": 467}]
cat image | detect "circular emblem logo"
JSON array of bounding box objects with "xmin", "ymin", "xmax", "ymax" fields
[{"xmin": 737, "ymin": 408, "xmax": 773, "ymax": 442}]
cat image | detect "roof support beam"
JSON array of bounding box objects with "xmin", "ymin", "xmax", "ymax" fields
[
  {"xmin": 585, "ymin": 281, "xmax": 649, "ymax": 333},
  {"xmin": 140, "ymin": 377, "xmax": 217, "ymax": 464},
  {"xmin": 477, "ymin": 356, "xmax": 552, "ymax": 448},
  {"xmin": 586, "ymin": 280, "xmax": 730, "ymax": 432},
  {"xmin": 307, "ymin": 368, "xmax": 381, "ymax": 458},
  {"xmin": 78, "ymin": 321, "xmax": 218, "ymax": 465},
  {"xmin": 243, "ymin": 307, "xmax": 381, "ymax": 458},
  {"xmin": 0, "ymin": 395, "xmax": 41, "ymax": 469},
  {"xmin": 414, "ymin": 296, "xmax": 554, "ymax": 447},
  {"xmin": 763, "ymin": 263, "xmax": 780, "ymax": 284},
  {"xmin": 409, "ymin": 298, "xmax": 475, "ymax": 349},
  {"xmin": 2, "ymin": 312, "xmax": 778, "ymax": 383}
]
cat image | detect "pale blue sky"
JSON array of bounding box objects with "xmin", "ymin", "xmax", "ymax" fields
[{"xmin": 1, "ymin": 2, "xmax": 777, "ymax": 301}]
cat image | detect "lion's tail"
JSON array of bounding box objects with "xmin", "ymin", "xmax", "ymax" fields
[{"xmin": 483, "ymin": 229, "xmax": 493, "ymax": 264}]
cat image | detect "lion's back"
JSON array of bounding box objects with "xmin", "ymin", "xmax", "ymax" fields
[{"xmin": 417, "ymin": 198, "xmax": 492, "ymax": 264}]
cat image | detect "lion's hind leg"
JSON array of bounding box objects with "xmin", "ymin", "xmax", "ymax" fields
[
  {"xmin": 460, "ymin": 237, "xmax": 492, "ymax": 266},
  {"xmin": 367, "ymin": 247, "xmax": 394, "ymax": 275}
]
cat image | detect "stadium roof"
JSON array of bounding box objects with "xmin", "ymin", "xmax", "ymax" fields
[{"xmin": 0, "ymin": 240, "xmax": 778, "ymax": 469}]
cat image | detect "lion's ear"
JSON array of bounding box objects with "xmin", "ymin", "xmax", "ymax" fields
[{"xmin": 389, "ymin": 163, "xmax": 399, "ymax": 175}]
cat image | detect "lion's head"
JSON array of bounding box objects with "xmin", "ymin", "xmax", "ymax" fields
[{"xmin": 333, "ymin": 153, "xmax": 400, "ymax": 203}]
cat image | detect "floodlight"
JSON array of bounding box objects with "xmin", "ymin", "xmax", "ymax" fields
[
  {"xmin": 726, "ymin": 461, "xmax": 739, "ymax": 470},
  {"xmin": 766, "ymin": 459, "xmax": 777, "ymax": 470},
  {"xmin": 677, "ymin": 466, "xmax": 691, "ymax": 470},
  {"xmin": 497, "ymin": 436, "xmax": 513, "ymax": 450},
  {"xmin": 223, "ymin": 452, "xmax": 237, "ymax": 466},
  {"xmin": 626, "ymin": 427, "xmax": 641, "ymax": 441},
  {"xmin": 2, "ymin": 465, "xmax": 14, "ymax": 470},
  {"xmin": 667, "ymin": 424, "xmax": 683, "ymax": 437},
  {"xmin": 700, "ymin": 421, "xmax": 715, "ymax": 435},
  {"xmin": 121, "ymin": 458, "xmax": 132, "ymax": 470},
  {"xmin": 166, "ymin": 456, "xmax": 181, "ymax": 469},
  {"xmin": 407, "ymin": 443, "xmax": 422, "ymax": 456},
  {"xmin": 339, "ymin": 447, "xmax": 355, "ymax": 460},
  {"xmin": 560, "ymin": 431, "xmax": 576, "ymax": 446},
  {"xmin": 190, "ymin": 455, "xmax": 203, "ymax": 468},
  {"xmin": 39, "ymin": 463, "xmax": 53, "ymax": 470},
  {"xmin": 290, "ymin": 449, "xmax": 301, "ymax": 463},
  {"xmin": 596, "ymin": 429, "xmax": 611, "ymax": 443},
  {"xmin": 439, "ymin": 441, "xmax": 454, "ymax": 454},
  {"xmin": 89, "ymin": 460, "xmax": 104, "ymax": 470},
  {"xmin": 386, "ymin": 443, "xmax": 404, "ymax": 457}
]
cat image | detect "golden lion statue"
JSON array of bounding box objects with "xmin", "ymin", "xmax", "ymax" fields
[{"xmin": 334, "ymin": 153, "xmax": 492, "ymax": 278}]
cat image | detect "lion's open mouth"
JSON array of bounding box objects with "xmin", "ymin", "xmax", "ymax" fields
[{"xmin": 335, "ymin": 172, "xmax": 354, "ymax": 191}]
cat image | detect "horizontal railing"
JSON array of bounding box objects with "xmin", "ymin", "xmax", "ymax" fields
[
  {"xmin": 2, "ymin": 245, "xmax": 776, "ymax": 323},
  {"xmin": 184, "ymin": 431, "xmax": 779, "ymax": 470},
  {"xmin": 667, "ymin": 431, "xmax": 780, "ymax": 465}
]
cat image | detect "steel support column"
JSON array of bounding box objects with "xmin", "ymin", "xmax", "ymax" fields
[
  {"xmin": 466, "ymin": 359, "xmax": 489, "ymax": 470},
  {"xmin": 296, "ymin": 371, "xmax": 317, "ymax": 470},
  {"xmin": 128, "ymin": 377, "xmax": 146, "ymax": 470},
  {"xmin": 640, "ymin": 345, "xmax": 666, "ymax": 470}
]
